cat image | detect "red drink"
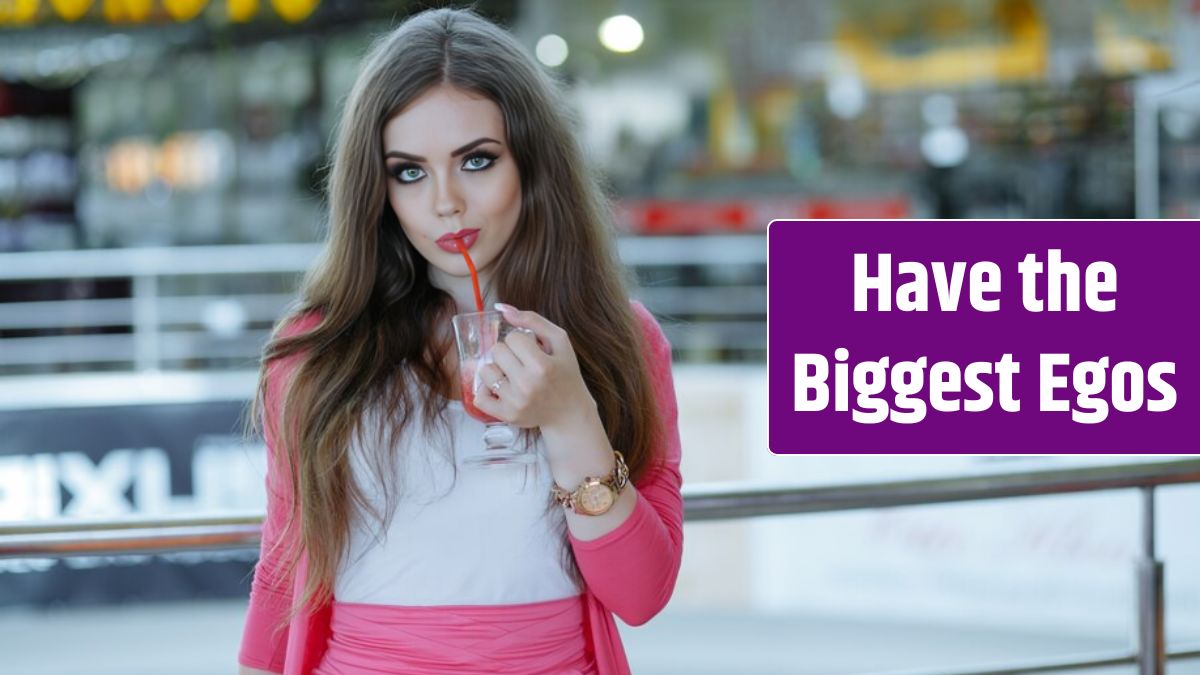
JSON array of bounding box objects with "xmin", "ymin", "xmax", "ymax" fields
[
  {"xmin": 451, "ymin": 310, "xmax": 531, "ymax": 465},
  {"xmin": 459, "ymin": 362, "xmax": 500, "ymax": 424}
]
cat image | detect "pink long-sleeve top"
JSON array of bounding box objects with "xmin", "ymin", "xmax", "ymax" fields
[{"xmin": 238, "ymin": 301, "xmax": 684, "ymax": 675}]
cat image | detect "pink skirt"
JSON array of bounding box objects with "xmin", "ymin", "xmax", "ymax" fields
[{"xmin": 311, "ymin": 594, "xmax": 597, "ymax": 675}]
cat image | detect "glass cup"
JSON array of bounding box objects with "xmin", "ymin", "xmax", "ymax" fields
[{"xmin": 451, "ymin": 309, "xmax": 537, "ymax": 467}]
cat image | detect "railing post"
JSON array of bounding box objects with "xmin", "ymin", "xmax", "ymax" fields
[
  {"xmin": 1137, "ymin": 485, "xmax": 1165, "ymax": 675},
  {"xmin": 1134, "ymin": 78, "xmax": 1161, "ymax": 219},
  {"xmin": 132, "ymin": 273, "xmax": 159, "ymax": 372}
]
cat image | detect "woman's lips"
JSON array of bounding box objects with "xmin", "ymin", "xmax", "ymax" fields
[{"xmin": 435, "ymin": 229, "xmax": 479, "ymax": 253}]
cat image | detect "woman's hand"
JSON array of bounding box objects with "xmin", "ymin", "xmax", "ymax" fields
[{"xmin": 470, "ymin": 303, "xmax": 596, "ymax": 434}]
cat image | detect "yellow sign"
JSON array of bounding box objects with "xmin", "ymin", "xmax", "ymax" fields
[
  {"xmin": 227, "ymin": 0, "xmax": 254, "ymax": 22},
  {"xmin": 103, "ymin": 0, "xmax": 152, "ymax": 22},
  {"xmin": 163, "ymin": 0, "xmax": 204, "ymax": 20},
  {"xmin": 1094, "ymin": 0, "xmax": 1173, "ymax": 74},
  {"xmin": 2, "ymin": 0, "xmax": 319, "ymax": 23},
  {"xmin": 270, "ymin": 0, "xmax": 315, "ymax": 23},
  {"xmin": 0, "ymin": 0, "xmax": 40, "ymax": 25},
  {"xmin": 835, "ymin": 0, "xmax": 1047, "ymax": 91},
  {"xmin": 49, "ymin": 0, "xmax": 91, "ymax": 21}
]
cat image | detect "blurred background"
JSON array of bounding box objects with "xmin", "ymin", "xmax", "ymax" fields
[{"xmin": 0, "ymin": 0, "xmax": 1198, "ymax": 673}]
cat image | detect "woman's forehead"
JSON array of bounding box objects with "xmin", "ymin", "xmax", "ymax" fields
[{"xmin": 382, "ymin": 85, "xmax": 506, "ymax": 154}]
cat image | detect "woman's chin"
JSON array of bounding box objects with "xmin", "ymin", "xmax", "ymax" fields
[{"xmin": 427, "ymin": 262, "xmax": 487, "ymax": 285}]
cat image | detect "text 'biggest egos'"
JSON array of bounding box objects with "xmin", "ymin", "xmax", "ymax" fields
[{"xmin": 793, "ymin": 250, "xmax": 1177, "ymax": 425}]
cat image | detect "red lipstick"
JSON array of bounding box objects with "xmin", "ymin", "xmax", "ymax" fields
[{"xmin": 436, "ymin": 228, "xmax": 479, "ymax": 252}]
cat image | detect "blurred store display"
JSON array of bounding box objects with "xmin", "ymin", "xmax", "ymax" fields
[
  {"xmin": 0, "ymin": 396, "xmax": 262, "ymax": 606},
  {"xmin": 1153, "ymin": 83, "xmax": 1200, "ymax": 219},
  {"xmin": 1, "ymin": 0, "xmax": 1179, "ymax": 252},
  {"xmin": 0, "ymin": 81, "xmax": 79, "ymax": 251},
  {"xmin": 0, "ymin": 0, "xmax": 1192, "ymax": 370}
]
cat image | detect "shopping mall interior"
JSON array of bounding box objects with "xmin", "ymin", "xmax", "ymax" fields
[
  {"xmin": 2, "ymin": 2, "xmax": 1199, "ymax": 674},
  {"xmin": 1, "ymin": 0, "xmax": 1197, "ymax": 367}
]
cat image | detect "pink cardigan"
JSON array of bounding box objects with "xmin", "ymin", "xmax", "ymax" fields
[{"xmin": 238, "ymin": 301, "xmax": 684, "ymax": 675}]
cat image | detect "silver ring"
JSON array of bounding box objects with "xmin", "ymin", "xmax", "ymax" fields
[{"xmin": 489, "ymin": 378, "xmax": 505, "ymax": 395}]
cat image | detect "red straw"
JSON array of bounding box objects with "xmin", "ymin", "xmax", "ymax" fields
[{"xmin": 455, "ymin": 238, "xmax": 485, "ymax": 312}]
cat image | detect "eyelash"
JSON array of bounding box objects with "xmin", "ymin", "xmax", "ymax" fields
[{"xmin": 389, "ymin": 151, "xmax": 499, "ymax": 185}]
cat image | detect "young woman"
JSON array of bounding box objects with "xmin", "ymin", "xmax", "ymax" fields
[{"xmin": 237, "ymin": 8, "xmax": 683, "ymax": 675}]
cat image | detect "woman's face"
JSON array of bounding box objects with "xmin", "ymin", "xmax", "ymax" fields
[{"xmin": 383, "ymin": 84, "xmax": 522, "ymax": 291}]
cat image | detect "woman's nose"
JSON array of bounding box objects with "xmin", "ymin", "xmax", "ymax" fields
[{"xmin": 433, "ymin": 176, "xmax": 464, "ymax": 217}]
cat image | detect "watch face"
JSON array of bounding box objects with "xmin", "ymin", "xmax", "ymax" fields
[{"xmin": 578, "ymin": 482, "xmax": 615, "ymax": 515}]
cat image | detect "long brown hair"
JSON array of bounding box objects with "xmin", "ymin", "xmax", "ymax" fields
[{"xmin": 246, "ymin": 7, "xmax": 662, "ymax": 617}]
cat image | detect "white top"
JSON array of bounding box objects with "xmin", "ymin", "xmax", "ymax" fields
[{"xmin": 333, "ymin": 392, "xmax": 582, "ymax": 606}]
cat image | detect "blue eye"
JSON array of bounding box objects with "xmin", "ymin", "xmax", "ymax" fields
[
  {"xmin": 390, "ymin": 164, "xmax": 425, "ymax": 184},
  {"xmin": 388, "ymin": 151, "xmax": 497, "ymax": 184},
  {"xmin": 463, "ymin": 151, "xmax": 497, "ymax": 171}
]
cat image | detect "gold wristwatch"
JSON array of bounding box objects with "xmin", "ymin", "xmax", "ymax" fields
[{"xmin": 551, "ymin": 451, "xmax": 629, "ymax": 516}]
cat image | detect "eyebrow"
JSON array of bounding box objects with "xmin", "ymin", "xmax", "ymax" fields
[{"xmin": 384, "ymin": 137, "xmax": 502, "ymax": 162}]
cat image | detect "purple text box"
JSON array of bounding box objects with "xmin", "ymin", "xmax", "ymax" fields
[{"xmin": 767, "ymin": 220, "xmax": 1198, "ymax": 454}]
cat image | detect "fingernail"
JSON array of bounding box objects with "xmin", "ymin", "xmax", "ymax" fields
[{"xmin": 494, "ymin": 302, "xmax": 516, "ymax": 314}]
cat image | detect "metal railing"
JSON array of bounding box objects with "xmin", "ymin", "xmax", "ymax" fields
[
  {"xmin": 2, "ymin": 457, "xmax": 1198, "ymax": 675},
  {"xmin": 0, "ymin": 236, "xmax": 768, "ymax": 373}
]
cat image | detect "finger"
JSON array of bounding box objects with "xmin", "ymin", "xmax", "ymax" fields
[
  {"xmin": 490, "ymin": 342, "xmax": 526, "ymax": 379},
  {"xmin": 474, "ymin": 362, "xmax": 505, "ymax": 398},
  {"xmin": 494, "ymin": 304, "xmax": 565, "ymax": 355},
  {"xmin": 470, "ymin": 384, "xmax": 504, "ymax": 418},
  {"xmin": 511, "ymin": 327, "xmax": 551, "ymax": 355},
  {"xmin": 504, "ymin": 329, "xmax": 549, "ymax": 364},
  {"xmin": 469, "ymin": 366, "xmax": 505, "ymax": 404}
]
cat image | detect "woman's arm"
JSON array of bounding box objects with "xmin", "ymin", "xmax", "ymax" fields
[
  {"xmin": 564, "ymin": 302, "xmax": 685, "ymax": 626},
  {"xmin": 238, "ymin": 314, "xmax": 320, "ymax": 672},
  {"xmin": 454, "ymin": 300, "xmax": 685, "ymax": 626},
  {"xmin": 237, "ymin": 364, "xmax": 297, "ymax": 671}
]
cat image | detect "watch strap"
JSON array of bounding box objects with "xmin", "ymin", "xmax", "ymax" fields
[{"xmin": 551, "ymin": 450, "xmax": 629, "ymax": 512}]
